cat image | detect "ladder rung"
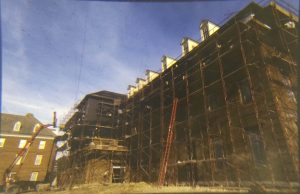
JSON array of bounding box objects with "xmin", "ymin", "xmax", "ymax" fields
[{"xmin": 158, "ymin": 98, "xmax": 178, "ymax": 185}]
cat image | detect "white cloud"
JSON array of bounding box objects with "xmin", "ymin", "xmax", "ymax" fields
[
  {"xmin": 3, "ymin": 91, "xmax": 70, "ymax": 124},
  {"xmin": 1, "ymin": 1, "xmax": 146, "ymax": 124},
  {"xmin": 1, "ymin": 1, "xmax": 73, "ymax": 124},
  {"xmin": 5, "ymin": 98, "xmax": 41, "ymax": 110}
]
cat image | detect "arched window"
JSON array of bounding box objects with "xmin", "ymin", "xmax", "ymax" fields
[
  {"xmin": 13, "ymin": 121, "xmax": 22, "ymax": 132},
  {"xmin": 33, "ymin": 123, "xmax": 41, "ymax": 133}
]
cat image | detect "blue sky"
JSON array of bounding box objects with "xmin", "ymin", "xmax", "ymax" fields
[{"xmin": 1, "ymin": 0, "xmax": 299, "ymax": 124}]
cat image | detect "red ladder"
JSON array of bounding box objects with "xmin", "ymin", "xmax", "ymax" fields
[{"xmin": 158, "ymin": 98, "xmax": 178, "ymax": 186}]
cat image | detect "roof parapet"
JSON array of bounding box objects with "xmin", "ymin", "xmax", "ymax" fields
[{"xmin": 161, "ymin": 55, "xmax": 177, "ymax": 72}]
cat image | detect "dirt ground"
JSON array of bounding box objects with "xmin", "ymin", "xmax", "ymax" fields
[
  {"xmin": 22, "ymin": 182, "xmax": 300, "ymax": 194},
  {"xmin": 24, "ymin": 182, "xmax": 251, "ymax": 194}
]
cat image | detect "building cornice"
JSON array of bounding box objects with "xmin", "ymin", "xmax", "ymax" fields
[{"xmin": 0, "ymin": 133, "xmax": 55, "ymax": 140}]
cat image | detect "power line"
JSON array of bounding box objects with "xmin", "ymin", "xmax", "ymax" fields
[{"xmin": 74, "ymin": 6, "xmax": 89, "ymax": 102}]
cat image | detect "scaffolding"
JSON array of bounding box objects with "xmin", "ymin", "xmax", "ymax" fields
[
  {"xmin": 122, "ymin": 1, "xmax": 298, "ymax": 189},
  {"xmin": 57, "ymin": 91, "xmax": 128, "ymax": 188}
]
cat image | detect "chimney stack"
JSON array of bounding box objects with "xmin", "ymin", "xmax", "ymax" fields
[{"xmin": 53, "ymin": 111, "xmax": 57, "ymax": 128}]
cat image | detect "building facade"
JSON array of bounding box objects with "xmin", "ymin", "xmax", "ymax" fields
[
  {"xmin": 58, "ymin": 91, "xmax": 128, "ymax": 187},
  {"xmin": 59, "ymin": 1, "xmax": 298, "ymax": 190},
  {"xmin": 122, "ymin": 1, "xmax": 298, "ymax": 188},
  {"xmin": 0, "ymin": 113, "xmax": 56, "ymax": 187}
]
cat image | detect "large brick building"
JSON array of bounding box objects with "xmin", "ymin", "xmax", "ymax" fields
[
  {"xmin": 122, "ymin": 1, "xmax": 298, "ymax": 187},
  {"xmin": 57, "ymin": 91, "xmax": 128, "ymax": 186},
  {"xmin": 0, "ymin": 113, "xmax": 56, "ymax": 188},
  {"xmin": 59, "ymin": 1, "xmax": 298, "ymax": 190}
]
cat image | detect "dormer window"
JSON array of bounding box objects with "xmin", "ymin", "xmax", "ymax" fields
[
  {"xmin": 33, "ymin": 124, "xmax": 41, "ymax": 133},
  {"xmin": 239, "ymin": 79, "xmax": 252, "ymax": 104},
  {"xmin": 13, "ymin": 121, "xmax": 22, "ymax": 132}
]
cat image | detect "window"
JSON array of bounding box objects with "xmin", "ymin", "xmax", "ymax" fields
[
  {"xmin": 100, "ymin": 128, "xmax": 113, "ymax": 138},
  {"xmin": 239, "ymin": 80, "xmax": 252, "ymax": 104},
  {"xmin": 287, "ymin": 90, "xmax": 296, "ymax": 103},
  {"xmin": 212, "ymin": 139, "xmax": 224, "ymax": 169},
  {"xmin": 34, "ymin": 155, "xmax": 43, "ymax": 165},
  {"xmin": 244, "ymin": 125, "xmax": 260, "ymax": 134},
  {"xmin": 38, "ymin": 141, "xmax": 46, "ymax": 149},
  {"xmin": 208, "ymin": 94, "xmax": 223, "ymax": 111},
  {"xmin": 18, "ymin": 139, "xmax": 27, "ymax": 148},
  {"xmin": 183, "ymin": 42, "xmax": 188, "ymax": 54},
  {"xmin": 16, "ymin": 155, "xmax": 22, "ymax": 165},
  {"xmin": 0, "ymin": 138, "xmax": 6, "ymax": 147},
  {"xmin": 33, "ymin": 124, "xmax": 41, "ymax": 133},
  {"xmin": 214, "ymin": 141, "xmax": 223, "ymax": 158},
  {"xmin": 30, "ymin": 172, "xmax": 38, "ymax": 181},
  {"xmin": 245, "ymin": 125, "xmax": 266, "ymax": 165},
  {"xmin": 202, "ymin": 25, "xmax": 209, "ymax": 39},
  {"xmin": 10, "ymin": 172, "xmax": 17, "ymax": 180},
  {"xmin": 163, "ymin": 63, "xmax": 167, "ymax": 71},
  {"xmin": 13, "ymin": 121, "xmax": 22, "ymax": 132},
  {"xmin": 249, "ymin": 134, "xmax": 266, "ymax": 165}
]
